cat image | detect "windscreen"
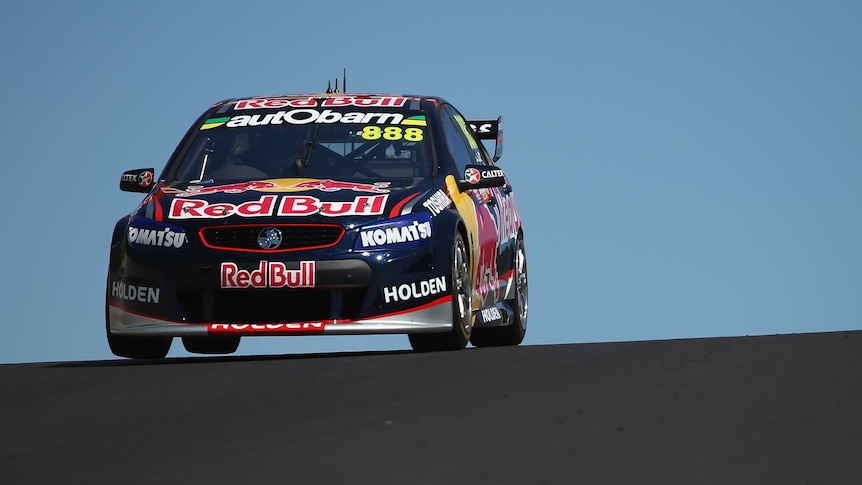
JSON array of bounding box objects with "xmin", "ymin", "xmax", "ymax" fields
[{"xmin": 166, "ymin": 96, "xmax": 432, "ymax": 188}]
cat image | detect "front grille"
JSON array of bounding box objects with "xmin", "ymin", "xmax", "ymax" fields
[
  {"xmin": 200, "ymin": 224, "xmax": 344, "ymax": 252},
  {"xmin": 177, "ymin": 288, "xmax": 365, "ymax": 323}
]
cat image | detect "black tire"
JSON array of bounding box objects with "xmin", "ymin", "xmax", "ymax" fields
[
  {"xmin": 409, "ymin": 232, "xmax": 472, "ymax": 352},
  {"xmin": 182, "ymin": 336, "xmax": 241, "ymax": 355},
  {"xmin": 470, "ymin": 234, "xmax": 528, "ymax": 347},
  {"xmin": 106, "ymin": 298, "xmax": 172, "ymax": 359},
  {"xmin": 108, "ymin": 334, "xmax": 172, "ymax": 359}
]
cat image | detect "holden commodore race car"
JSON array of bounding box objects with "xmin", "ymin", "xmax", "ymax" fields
[{"xmin": 106, "ymin": 91, "xmax": 528, "ymax": 358}]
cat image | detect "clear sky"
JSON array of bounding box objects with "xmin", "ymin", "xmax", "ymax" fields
[{"xmin": 1, "ymin": 0, "xmax": 859, "ymax": 364}]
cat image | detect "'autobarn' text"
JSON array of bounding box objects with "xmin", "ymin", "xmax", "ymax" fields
[{"xmin": 226, "ymin": 110, "xmax": 405, "ymax": 127}]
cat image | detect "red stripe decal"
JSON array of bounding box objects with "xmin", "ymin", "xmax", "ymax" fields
[
  {"xmin": 388, "ymin": 191, "xmax": 420, "ymax": 218},
  {"xmin": 370, "ymin": 295, "xmax": 452, "ymax": 320},
  {"xmin": 151, "ymin": 191, "xmax": 164, "ymax": 222}
]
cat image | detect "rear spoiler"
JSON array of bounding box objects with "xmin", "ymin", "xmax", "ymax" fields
[
  {"xmin": 468, "ymin": 119, "xmax": 499, "ymax": 139},
  {"xmin": 467, "ymin": 116, "xmax": 504, "ymax": 161}
]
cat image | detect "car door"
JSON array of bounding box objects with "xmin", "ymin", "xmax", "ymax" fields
[
  {"xmin": 439, "ymin": 104, "xmax": 505, "ymax": 308},
  {"xmin": 457, "ymin": 111, "xmax": 520, "ymax": 306}
]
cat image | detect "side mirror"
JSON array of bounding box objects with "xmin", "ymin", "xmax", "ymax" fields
[
  {"xmin": 468, "ymin": 115, "xmax": 503, "ymax": 162},
  {"xmin": 120, "ymin": 168, "xmax": 156, "ymax": 193},
  {"xmin": 458, "ymin": 165, "xmax": 506, "ymax": 191}
]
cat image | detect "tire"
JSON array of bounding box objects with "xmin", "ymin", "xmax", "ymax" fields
[
  {"xmin": 470, "ymin": 234, "xmax": 528, "ymax": 347},
  {"xmin": 106, "ymin": 298, "xmax": 172, "ymax": 359},
  {"xmin": 182, "ymin": 336, "xmax": 241, "ymax": 355},
  {"xmin": 409, "ymin": 232, "xmax": 472, "ymax": 352}
]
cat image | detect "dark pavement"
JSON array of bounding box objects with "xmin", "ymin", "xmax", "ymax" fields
[{"xmin": 2, "ymin": 331, "xmax": 861, "ymax": 484}]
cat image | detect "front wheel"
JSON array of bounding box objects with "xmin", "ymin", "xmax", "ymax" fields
[
  {"xmin": 105, "ymin": 298, "xmax": 171, "ymax": 359},
  {"xmin": 108, "ymin": 333, "xmax": 172, "ymax": 359},
  {"xmin": 409, "ymin": 232, "xmax": 472, "ymax": 352},
  {"xmin": 182, "ymin": 336, "xmax": 240, "ymax": 355}
]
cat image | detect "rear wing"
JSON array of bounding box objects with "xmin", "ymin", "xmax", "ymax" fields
[{"xmin": 467, "ymin": 116, "xmax": 504, "ymax": 161}]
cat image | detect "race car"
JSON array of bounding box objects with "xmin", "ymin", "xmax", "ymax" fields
[{"xmin": 106, "ymin": 91, "xmax": 528, "ymax": 358}]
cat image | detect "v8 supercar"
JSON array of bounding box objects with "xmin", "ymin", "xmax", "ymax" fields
[{"xmin": 106, "ymin": 92, "xmax": 528, "ymax": 358}]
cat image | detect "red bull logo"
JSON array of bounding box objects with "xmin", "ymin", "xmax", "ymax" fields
[
  {"xmin": 168, "ymin": 194, "xmax": 389, "ymax": 219},
  {"xmin": 290, "ymin": 179, "xmax": 390, "ymax": 194},
  {"xmin": 164, "ymin": 181, "xmax": 280, "ymax": 197},
  {"xmin": 163, "ymin": 179, "xmax": 390, "ymax": 197},
  {"xmin": 220, "ymin": 261, "xmax": 315, "ymax": 289}
]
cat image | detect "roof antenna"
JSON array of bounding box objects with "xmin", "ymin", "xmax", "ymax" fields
[
  {"xmin": 335, "ymin": 78, "xmax": 339, "ymax": 93},
  {"xmin": 326, "ymin": 80, "xmax": 333, "ymax": 94},
  {"xmin": 343, "ymin": 68, "xmax": 347, "ymax": 93}
]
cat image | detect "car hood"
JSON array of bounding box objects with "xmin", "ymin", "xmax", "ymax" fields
[{"xmin": 144, "ymin": 177, "xmax": 437, "ymax": 228}]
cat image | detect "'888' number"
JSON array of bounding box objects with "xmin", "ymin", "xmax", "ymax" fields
[{"xmin": 361, "ymin": 126, "xmax": 423, "ymax": 141}]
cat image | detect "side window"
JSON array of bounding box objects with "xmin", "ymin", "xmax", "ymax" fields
[
  {"xmin": 451, "ymin": 111, "xmax": 487, "ymax": 164},
  {"xmin": 441, "ymin": 105, "xmax": 484, "ymax": 174}
]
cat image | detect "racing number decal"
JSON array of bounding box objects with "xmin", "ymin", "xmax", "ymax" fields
[{"xmin": 361, "ymin": 126, "xmax": 424, "ymax": 141}]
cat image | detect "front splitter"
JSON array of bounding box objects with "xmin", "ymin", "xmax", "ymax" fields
[{"xmin": 108, "ymin": 296, "xmax": 453, "ymax": 337}]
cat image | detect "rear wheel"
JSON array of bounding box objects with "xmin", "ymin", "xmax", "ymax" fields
[
  {"xmin": 182, "ymin": 336, "xmax": 241, "ymax": 355},
  {"xmin": 409, "ymin": 232, "xmax": 472, "ymax": 352},
  {"xmin": 106, "ymin": 298, "xmax": 172, "ymax": 359},
  {"xmin": 470, "ymin": 234, "xmax": 528, "ymax": 347}
]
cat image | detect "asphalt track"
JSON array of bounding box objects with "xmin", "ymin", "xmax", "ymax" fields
[{"xmin": 2, "ymin": 331, "xmax": 861, "ymax": 485}]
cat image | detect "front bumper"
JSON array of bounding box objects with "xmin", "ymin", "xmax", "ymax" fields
[
  {"xmin": 107, "ymin": 233, "xmax": 453, "ymax": 336},
  {"xmin": 108, "ymin": 296, "xmax": 453, "ymax": 336}
]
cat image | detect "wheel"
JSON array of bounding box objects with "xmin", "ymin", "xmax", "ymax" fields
[
  {"xmin": 105, "ymin": 297, "xmax": 172, "ymax": 359},
  {"xmin": 182, "ymin": 336, "xmax": 241, "ymax": 355},
  {"xmin": 409, "ymin": 231, "xmax": 472, "ymax": 352},
  {"xmin": 108, "ymin": 334, "xmax": 172, "ymax": 359},
  {"xmin": 470, "ymin": 234, "xmax": 528, "ymax": 347}
]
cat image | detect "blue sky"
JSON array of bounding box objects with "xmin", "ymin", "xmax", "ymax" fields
[{"xmin": 1, "ymin": 0, "xmax": 859, "ymax": 363}]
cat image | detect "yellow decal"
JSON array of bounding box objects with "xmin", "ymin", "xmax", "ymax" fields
[
  {"xmin": 453, "ymin": 114, "xmax": 479, "ymax": 150},
  {"xmin": 200, "ymin": 117, "xmax": 231, "ymax": 130},
  {"xmin": 360, "ymin": 126, "xmax": 423, "ymax": 141},
  {"xmin": 445, "ymin": 175, "xmax": 481, "ymax": 311},
  {"xmin": 401, "ymin": 115, "xmax": 427, "ymax": 126}
]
